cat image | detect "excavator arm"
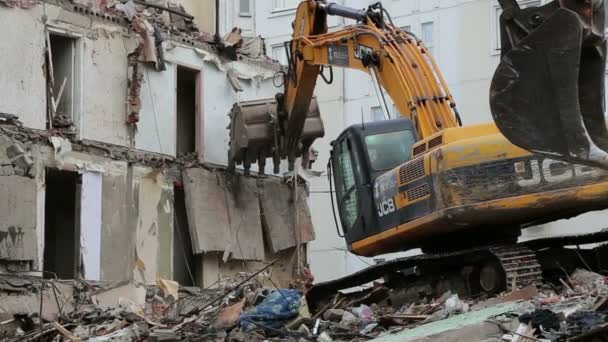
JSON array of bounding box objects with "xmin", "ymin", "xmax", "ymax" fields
[
  {"xmin": 228, "ymin": 0, "xmax": 607, "ymax": 174},
  {"xmin": 282, "ymin": 2, "xmax": 461, "ymax": 151},
  {"xmin": 229, "ymin": 1, "xmax": 460, "ymax": 174}
]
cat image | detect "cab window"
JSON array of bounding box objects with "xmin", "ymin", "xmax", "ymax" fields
[{"xmin": 364, "ymin": 130, "xmax": 416, "ymax": 171}]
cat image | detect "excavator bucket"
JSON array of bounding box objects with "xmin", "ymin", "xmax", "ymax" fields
[
  {"xmin": 490, "ymin": 0, "xmax": 608, "ymax": 168},
  {"xmin": 227, "ymin": 98, "xmax": 324, "ymax": 175}
]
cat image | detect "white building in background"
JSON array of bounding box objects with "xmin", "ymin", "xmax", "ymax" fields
[{"xmin": 238, "ymin": 0, "xmax": 608, "ymax": 283}]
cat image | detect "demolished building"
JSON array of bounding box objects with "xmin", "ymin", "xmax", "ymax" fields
[{"xmin": 0, "ymin": 0, "xmax": 314, "ymax": 290}]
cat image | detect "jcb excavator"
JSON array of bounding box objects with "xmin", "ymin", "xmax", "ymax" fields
[{"xmin": 228, "ymin": 0, "xmax": 608, "ymax": 302}]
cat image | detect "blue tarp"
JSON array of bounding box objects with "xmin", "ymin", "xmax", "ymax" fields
[{"xmin": 239, "ymin": 289, "xmax": 302, "ymax": 331}]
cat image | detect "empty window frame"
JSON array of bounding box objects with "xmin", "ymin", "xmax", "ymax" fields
[
  {"xmin": 46, "ymin": 32, "xmax": 81, "ymax": 131},
  {"xmin": 176, "ymin": 66, "xmax": 200, "ymax": 157},
  {"xmin": 273, "ymin": 0, "xmax": 299, "ymax": 11},
  {"xmin": 239, "ymin": 0, "xmax": 251, "ymax": 16},
  {"xmin": 371, "ymin": 106, "xmax": 385, "ymax": 121},
  {"xmin": 421, "ymin": 21, "xmax": 435, "ymax": 55}
]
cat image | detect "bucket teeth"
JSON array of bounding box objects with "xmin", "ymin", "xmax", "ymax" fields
[{"xmin": 227, "ymin": 97, "xmax": 324, "ymax": 174}]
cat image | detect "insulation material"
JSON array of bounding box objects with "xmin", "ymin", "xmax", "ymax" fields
[
  {"xmin": 182, "ymin": 168, "xmax": 231, "ymax": 254},
  {"xmin": 80, "ymin": 171, "xmax": 103, "ymax": 281},
  {"xmin": 259, "ymin": 179, "xmax": 315, "ymax": 254}
]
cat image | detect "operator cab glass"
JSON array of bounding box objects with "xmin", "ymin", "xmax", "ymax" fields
[
  {"xmin": 330, "ymin": 118, "xmax": 418, "ymax": 244},
  {"xmin": 365, "ymin": 130, "xmax": 417, "ymax": 171}
]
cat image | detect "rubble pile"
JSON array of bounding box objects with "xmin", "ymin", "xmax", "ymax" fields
[{"xmin": 2, "ymin": 267, "xmax": 608, "ymax": 341}]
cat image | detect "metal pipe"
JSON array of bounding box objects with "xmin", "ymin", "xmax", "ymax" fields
[
  {"xmin": 215, "ymin": 0, "xmax": 220, "ymax": 35},
  {"xmin": 370, "ymin": 66, "xmax": 391, "ymax": 119},
  {"xmin": 319, "ymin": 2, "xmax": 367, "ymax": 22}
]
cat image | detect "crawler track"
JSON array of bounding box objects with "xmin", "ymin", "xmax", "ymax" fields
[{"xmin": 306, "ymin": 230, "xmax": 608, "ymax": 312}]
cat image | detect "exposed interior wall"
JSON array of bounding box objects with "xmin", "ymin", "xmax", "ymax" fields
[
  {"xmin": 80, "ymin": 31, "xmax": 133, "ymax": 146},
  {"xmin": 138, "ymin": 43, "xmax": 279, "ymax": 168},
  {"xmin": 49, "ymin": 33, "xmax": 77, "ymax": 124},
  {"xmin": 0, "ymin": 3, "xmax": 307, "ymax": 287},
  {"xmin": 0, "ymin": 6, "xmax": 46, "ymax": 130},
  {"xmin": 0, "ymin": 171, "xmax": 39, "ymax": 270},
  {"xmin": 80, "ymin": 171, "xmax": 103, "ymax": 280},
  {"xmin": 0, "ymin": 4, "xmax": 137, "ymax": 145},
  {"xmin": 176, "ymin": 67, "xmax": 198, "ymax": 157},
  {"xmin": 32, "ymin": 143, "xmax": 174, "ymax": 283},
  {"xmin": 100, "ymin": 170, "xmax": 136, "ymax": 281},
  {"xmin": 132, "ymin": 167, "xmax": 173, "ymax": 284},
  {"xmin": 43, "ymin": 169, "xmax": 80, "ymax": 279},
  {"xmin": 136, "ymin": 63, "xmax": 177, "ymax": 154}
]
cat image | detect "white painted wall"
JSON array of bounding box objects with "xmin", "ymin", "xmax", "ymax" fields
[
  {"xmin": 218, "ymin": 0, "xmax": 256, "ymax": 36},
  {"xmin": 136, "ymin": 43, "xmax": 280, "ymax": 165},
  {"xmin": 251, "ymin": 0, "xmax": 608, "ymax": 283},
  {"xmin": 0, "ymin": 6, "xmax": 47, "ymax": 130},
  {"xmin": 80, "ymin": 171, "xmax": 103, "ymax": 281}
]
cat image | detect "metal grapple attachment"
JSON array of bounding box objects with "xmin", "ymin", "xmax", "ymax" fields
[
  {"xmin": 227, "ymin": 98, "xmax": 324, "ymax": 175},
  {"xmin": 491, "ymin": 0, "xmax": 608, "ymax": 168}
]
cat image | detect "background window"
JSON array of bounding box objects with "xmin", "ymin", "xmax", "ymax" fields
[
  {"xmin": 273, "ymin": 0, "xmax": 299, "ymax": 11},
  {"xmin": 421, "ymin": 21, "xmax": 434, "ymax": 55},
  {"xmin": 372, "ymin": 106, "xmax": 385, "ymax": 121},
  {"xmin": 272, "ymin": 44, "xmax": 288, "ymax": 65},
  {"xmin": 239, "ymin": 0, "xmax": 251, "ymax": 16}
]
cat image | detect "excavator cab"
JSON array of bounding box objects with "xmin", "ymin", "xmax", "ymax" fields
[
  {"xmin": 491, "ymin": 0, "xmax": 608, "ymax": 168},
  {"xmin": 329, "ymin": 118, "xmax": 417, "ymax": 244}
]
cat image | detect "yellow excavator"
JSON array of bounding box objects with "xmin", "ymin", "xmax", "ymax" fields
[{"xmin": 228, "ymin": 0, "xmax": 608, "ymax": 301}]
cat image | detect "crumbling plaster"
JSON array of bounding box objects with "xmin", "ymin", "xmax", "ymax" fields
[{"xmin": 0, "ymin": 4, "xmax": 136, "ymax": 145}]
